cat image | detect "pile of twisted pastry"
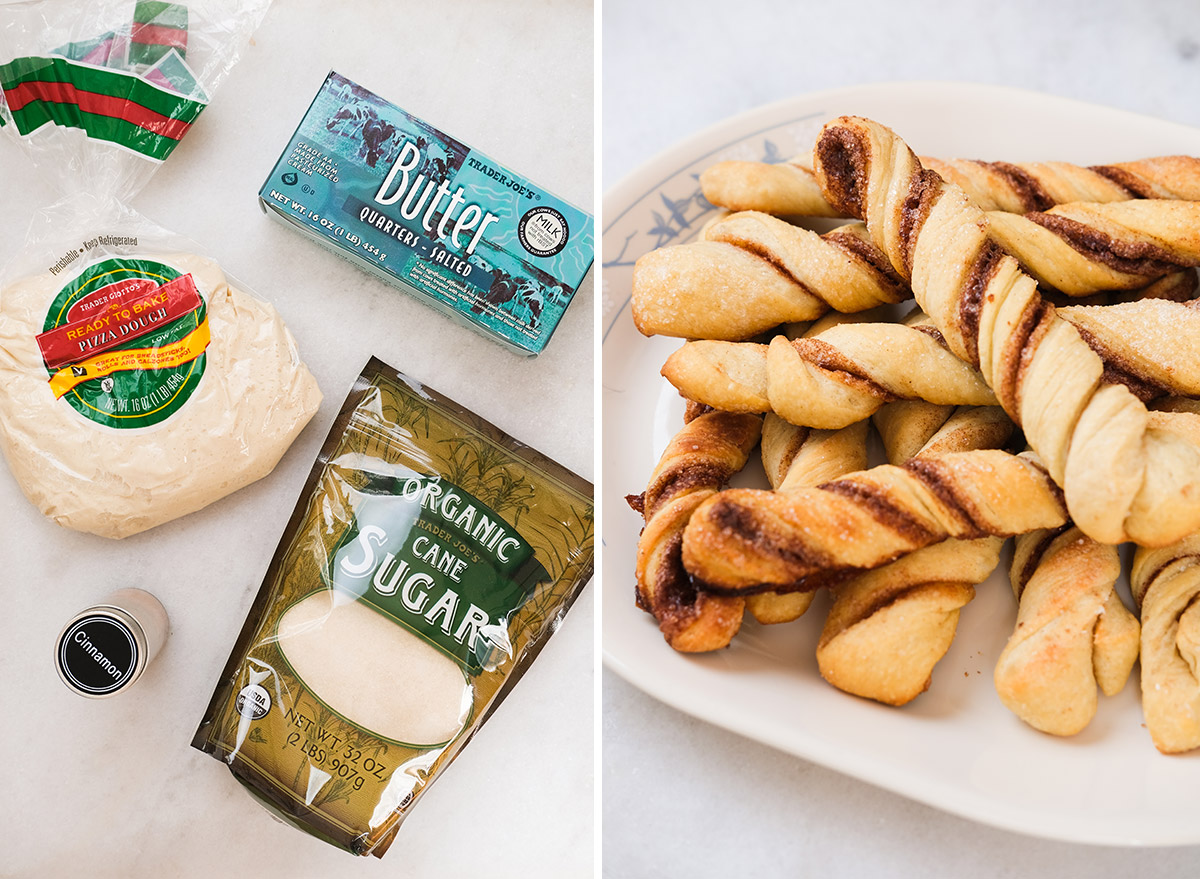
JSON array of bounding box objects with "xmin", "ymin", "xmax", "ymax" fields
[{"xmin": 626, "ymin": 116, "xmax": 1200, "ymax": 753}]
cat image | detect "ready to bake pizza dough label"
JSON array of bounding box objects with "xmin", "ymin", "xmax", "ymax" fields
[{"xmin": 40, "ymin": 257, "xmax": 208, "ymax": 429}]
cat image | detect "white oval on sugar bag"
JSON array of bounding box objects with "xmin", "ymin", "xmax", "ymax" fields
[
  {"xmin": 0, "ymin": 252, "xmax": 322, "ymax": 539},
  {"xmin": 275, "ymin": 590, "xmax": 473, "ymax": 746}
]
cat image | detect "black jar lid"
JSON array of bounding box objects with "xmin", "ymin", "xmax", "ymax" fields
[{"xmin": 55, "ymin": 608, "xmax": 146, "ymax": 698}]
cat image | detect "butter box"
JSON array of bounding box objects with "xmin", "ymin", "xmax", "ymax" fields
[{"xmin": 259, "ymin": 72, "xmax": 593, "ymax": 356}]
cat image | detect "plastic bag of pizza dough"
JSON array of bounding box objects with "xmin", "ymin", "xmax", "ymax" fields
[{"xmin": 0, "ymin": 0, "xmax": 323, "ymax": 539}]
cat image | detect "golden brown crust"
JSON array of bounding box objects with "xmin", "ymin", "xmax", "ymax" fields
[
  {"xmin": 700, "ymin": 153, "xmax": 1200, "ymax": 217},
  {"xmin": 681, "ymin": 449, "xmax": 1065, "ymax": 594},
  {"xmin": 683, "ymin": 399, "xmax": 715, "ymax": 424},
  {"xmin": 996, "ymin": 526, "xmax": 1138, "ymax": 736},
  {"xmin": 811, "ymin": 116, "xmax": 1200, "ymax": 546},
  {"xmin": 1130, "ymin": 537, "xmax": 1200, "ymax": 753},
  {"xmin": 631, "ymin": 213, "xmax": 905, "ymax": 340},
  {"xmin": 634, "ymin": 412, "xmax": 762, "ymax": 651}
]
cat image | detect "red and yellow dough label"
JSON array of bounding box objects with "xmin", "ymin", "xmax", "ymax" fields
[
  {"xmin": 48, "ymin": 320, "xmax": 210, "ymax": 399},
  {"xmin": 37, "ymin": 273, "xmax": 202, "ymax": 368}
]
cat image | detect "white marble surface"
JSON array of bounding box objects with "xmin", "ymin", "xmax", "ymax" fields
[
  {"xmin": 603, "ymin": 0, "xmax": 1200, "ymax": 876},
  {"xmin": 0, "ymin": 1, "xmax": 593, "ymax": 877}
]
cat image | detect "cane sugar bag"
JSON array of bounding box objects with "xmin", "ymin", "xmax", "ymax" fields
[
  {"xmin": 192, "ymin": 358, "xmax": 593, "ymax": 857},
  {"xmin": 0, "ymin": 1, "xmax": 322, "ymax": 538}
]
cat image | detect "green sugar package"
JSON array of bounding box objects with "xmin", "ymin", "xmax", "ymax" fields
[
  {"xmin": 192, "ymin": 357, "xmax": 594, "ymax": 857},
  {"xmin": 258, "ymin": 71, "xmax": 594, "ymax": 356}
]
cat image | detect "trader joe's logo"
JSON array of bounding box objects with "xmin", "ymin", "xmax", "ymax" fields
[{"xmin": 40, "ymin": 258, "xmax": 209, "ymax": 429}]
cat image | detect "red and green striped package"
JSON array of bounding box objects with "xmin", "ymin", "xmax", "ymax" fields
[
  {"xmin": 0, "ymin": 1, "xmax": 268, "ymax": 171},
  {"xmin": 0, "ymin": 55, "xmax": 206, "ymax": 161},
  {"xmin": 130, "ymin": 2, "xmax": 189, "ymax": 68}
]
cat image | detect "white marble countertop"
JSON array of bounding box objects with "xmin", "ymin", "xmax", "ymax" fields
[
  {"xmin": 603, "ymin": 0, "xmax": 1200, "ymax": 876},
  {"xmin": 0, "ymin": 2, "xmax": 593, "ymax": 877}
]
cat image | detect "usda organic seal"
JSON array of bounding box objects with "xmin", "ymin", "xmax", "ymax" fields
[{"xmin": 236, "ymin": 683, "xmax": 271, "ymax": 720}]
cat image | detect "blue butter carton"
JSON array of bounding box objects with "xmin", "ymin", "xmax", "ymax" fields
[{"xmin": 259, "ymin": 72, "xmax": 593, "ymax": 355}]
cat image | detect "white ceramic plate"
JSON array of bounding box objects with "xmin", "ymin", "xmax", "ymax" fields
[{"xmin": 601, "ymin": 82, "xmax": 1200, "ymax": 847}]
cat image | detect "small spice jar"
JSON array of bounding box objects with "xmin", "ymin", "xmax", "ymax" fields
[{"xmin": 55, "ymin": 588, "xmax": 169, "ymax": 698}]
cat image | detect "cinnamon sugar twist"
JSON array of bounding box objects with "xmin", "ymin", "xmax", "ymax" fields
[
  {"xmin": 636, "ymin": 201, "xmax": 1198, "ymax": 342},
  {"xmin": 628, "ymin": 411, "xmax": 762, "ymax": 651},
  {"xmin": 681, "ymin": 449, "xmax": 1066, "ymax": 594},
  {"xmin": 816, "ymin": 406, "xmax": 1011, "ymax": 705},
  {"xmin": 662, "ymin": 310, "xmax": 996, "ymax": 428},
  {"xmin": 1057, "ymin": 298, "xmax": 1200, "ymax": 400},
  {"xmin": 631, "ymin": 211, "xmax": 905, "ymax": 340},
  {"xmin": 1131, "ymin": 536, "xmax": 1200, "ymax": 753},
  {"xmin": 748, "ymin": 416, "xmax": 869, "ymax": 624},
  {"xmin": 663, "ymin": 299, "xmax": 1200, "ymax": 429},
  {"xmin": 811, "ymin": 115, "xmax": 1200, "ymax": 546},
  {"xmin": 701, "ymin": 153, "xmax": 1200, "ymax": 218},
  {"xmin": 986, "ymin": 201, "xmax": 1200, "ymax": 294},
  {"xmin": 995, "ymin": 525, "xmax": 1139, "ymax": 736}
]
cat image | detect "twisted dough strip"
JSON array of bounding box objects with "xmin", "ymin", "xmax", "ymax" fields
[
  {"xmin": 765, "ymin": 311, "xmax": 995, "ymax": 427},
  {"xmin": 762, "ymin": 416, "xmax": 870, "ymax": 492},
  {"xmin": 638, "ymin": 199, "xmax": 1197, "ymax": 341},
  {"xmin": 819, "ymin": 538, "xmax": 1000, "ymax": 705},
  {"xmin": 811, "ymin": 115, "xmax": 1200, "ymax": 546},
  {"xmin": 659, "ymin": 307, "xmax": 985, "ymax": 426},
  {"xmin": 700, "ymin": 153, "xmax": 1200, "ymax": 218},
  {"xmin": 1131, "ymin": 536, "xmax": 1200, "ymax": 753},
  {"xmin": 697, "ymin": 200, "xmax": 1200, "ymax": 304},
  {"xmin": 817, "ymin": 406, "xmax": 1011, "ymax": 705},
  {"xmin": 995, "ymin": 526, "xmax": 1139, "ymax": 736},
  {"xmin": 986, "ymin": 201, "xmax": 1200, "ymax": 295},
  {"xmin": 1041, "ymin": 266, "xmax": 1198, "ymax": 308},
  {"xmin": 1057, "ymin": 298, "xmax": 1200, "ymax": 401},
  {"xmin": 660, "ymin": 310, "xmax": 995, "ymax": 427},
  {"xmin": 873, "ymin": 400, "xmax": 948, "ymax": 465},
  {"xmin": 748, "ymin": 416, "xmax": 869, "ymax": 624},
  {"xmin": 663, "ymin": 296, "xmax": 1200, "ymax": 429},
  {"xmin": 681, "ymin": 448, "xmax": 1066, "ymax": 593},
  {"xmin": 628, "ymin": 411, "xmax": 762, "ymax": 652},
  {"xmin": 874, "ymin": 402, "xmax": 1013, "ymax": 466},
  {"xmin": 631, "ymin": 211, "xmax": 905, "ymax": 340}
]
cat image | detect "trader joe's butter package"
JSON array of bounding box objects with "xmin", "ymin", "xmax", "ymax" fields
[
  {"xmin": 193, "ymin": 358, "xmax": 594, "ymax": 857},
  {"xmin": 258, "ymin": 72, "xmax": 594, "ymax": 356}
]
